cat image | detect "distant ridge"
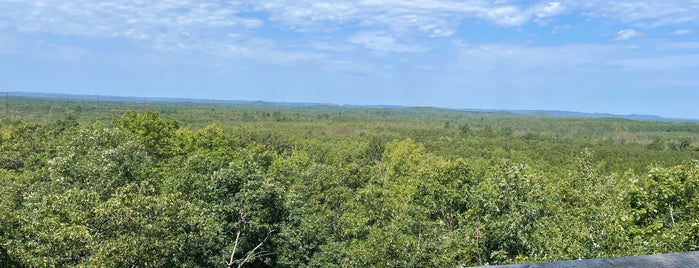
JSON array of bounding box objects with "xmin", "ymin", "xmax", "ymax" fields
[
  {"xmin": 508, "ymin": 110, "xmax": 665, "ymax": 121},
  {"xmin": 5, "ymin": 91, "xmax": 693, "ymax": 122}
]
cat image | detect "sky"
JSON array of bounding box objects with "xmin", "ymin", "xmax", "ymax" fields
[{"xmin": 1, "ymin": 1, "xmax": 699, "ymax": 119}]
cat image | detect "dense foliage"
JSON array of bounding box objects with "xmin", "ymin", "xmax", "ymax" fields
[{"xmin": 1, "ymin": 97, "xmax": 699, "ymax": 267}]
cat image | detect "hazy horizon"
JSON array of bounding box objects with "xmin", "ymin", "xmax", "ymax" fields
[
  {"xmin": 9, "ymin": 91, "xmax": 693, "ymax": 121},
  {"xmin": 1, "ymin": 1, "xmax": 698, "ymax": 119}
]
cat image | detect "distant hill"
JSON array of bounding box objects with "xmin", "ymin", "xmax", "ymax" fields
[
  {"xmin": 508, "ymin": 110, "xmax": 666, "ymax": 121},
  {"xmin": 5, "ymin": 91, "xmax": 692, "ymax": 122}
]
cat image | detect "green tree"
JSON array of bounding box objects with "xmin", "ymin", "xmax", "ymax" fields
[
  {"xmin": 647, "ymin": 137, "xmax": 666, "ymax": 151},
  {"xmin": 48, "ymin": 126, "xmax": 152, "ymax": 199},
  {"xmin": 89, "ymin": 181, "xmax": 220, "ymax": 267},
  {"xmin": 113, "ymin": 110, "xmax": 179, "ymax": 157},
  {"xmin": 12, "ymin": 188, "xmax": 99, "ymax": 267},
  {"xmin": 628, "ymin": 161, "xmax": 699, "ymax": 252},
  {"xmin": 469, "ymin": 161, "xmax": 544, "ymax": 264}
]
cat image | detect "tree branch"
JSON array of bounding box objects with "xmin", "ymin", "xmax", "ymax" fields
[
  {"xmin": 225, "ymin": 210, "xmax": 273, "ymax": 268},
  {"xmin": 226, "ymin": 210, "xmax": 245, "ymax": 268},
  {"xmin": 236, "ymin": 228, "xmax": 273, "ymax": 268}
]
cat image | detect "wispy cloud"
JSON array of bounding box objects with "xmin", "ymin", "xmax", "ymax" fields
[
  {"xmin": 0, "ymin": 1, "xmax": 330, "ymax": 64},
  {"xmin": 614, "ymin": 29, "xmax": 640, "ymax": 41},
  {"xmin": 663, "ymin": 41, "xmax": 699, "ymax": 49},
  {"xmin": 250, "ymin": 1, "xmax": 566, "ymax": 35},
  {"xmin": 607, "ymin": 54, "xmax": 699, "ymax": 71},
  {"xmin": 1, "ymin": 0, "xmax": 698, "ymax": 69},
  {"xmin": 4, "ymin": 1, "xmax": 259, "ymax": 36},
  {"xmin": 672, "ymin": 29, "xmax": 693, "ymax": 35},
  {"xmin": 454, "ymin": 42, "xmax": 618, "ymax": 72},
  {"xmin": 348, "ymin": 32, "xmax": 424, "ymax": 53},
  {"xmin": 574, "ymin": 1, "xmax": 699, "ymax": 27}
]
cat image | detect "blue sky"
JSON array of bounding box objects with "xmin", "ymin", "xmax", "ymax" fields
[{"xmin": 1, "ymin": 1, "xmax": 699, "ymax": 118}]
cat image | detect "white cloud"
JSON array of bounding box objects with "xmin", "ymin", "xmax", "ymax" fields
[
  {"xmin": 0, "ymin": 1, "xmax": 332, "ymax": 64},
  {"xmin": 663, "ymin": 42, "xmax": 699, "ymax": 49},
  {"xmin": 307, "ymin": 41, "xmax": 355, "ymax": 52},
  {"xmin": 348, "ymin": 32, "xmax": 424, "ymax": 53},
  {"xmin": 250, "ymin": 1, "xmax": 566, "ymax": 36},
  {"xmin": 444, "ymin": 38, "xmax": 698, "ymax": 74},
  {"xmin": 536, "ymin": 1, "xmax": 566, "ymax": 18},
  {"xmin": 532, "ymin": 1, "xmax": 566, "ymax": 25},
  {"xmin": 607, "ymin": 54, "xmax": 699, "ymax": 71},
  {"xmin": 3, "ymin": 0, "xmax": 697, "ymax": 69},
  {"xmin": 3, "ymin": 1, "xmax": 697, "ymax": 45},
  {"xmin": 454, "ymin": 42, "xmax": 617, "ymax": 72},
  {"xmin": 614, "ymin": 29, "xmax": 640, "ymax": 41},
  {"xmin": 574, "ymin": 1, "xmax": 699, "ymax": 27},
  {"xmin": 4, "ymin": 1, "xmax": 253, "ymax": 36},
  {"xmin": 672, "ymin": 29, "xmax": 693, "ymax": 35}
]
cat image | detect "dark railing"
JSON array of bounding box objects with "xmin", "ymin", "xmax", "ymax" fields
[{"xmin": 478, "ymin": 251, "xmax": 699, "ymax": 268}]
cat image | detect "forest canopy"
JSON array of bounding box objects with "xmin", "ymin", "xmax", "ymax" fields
[{"xmin": 1, "ymin": 97, "xmax": 699, "ymax": 267}]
